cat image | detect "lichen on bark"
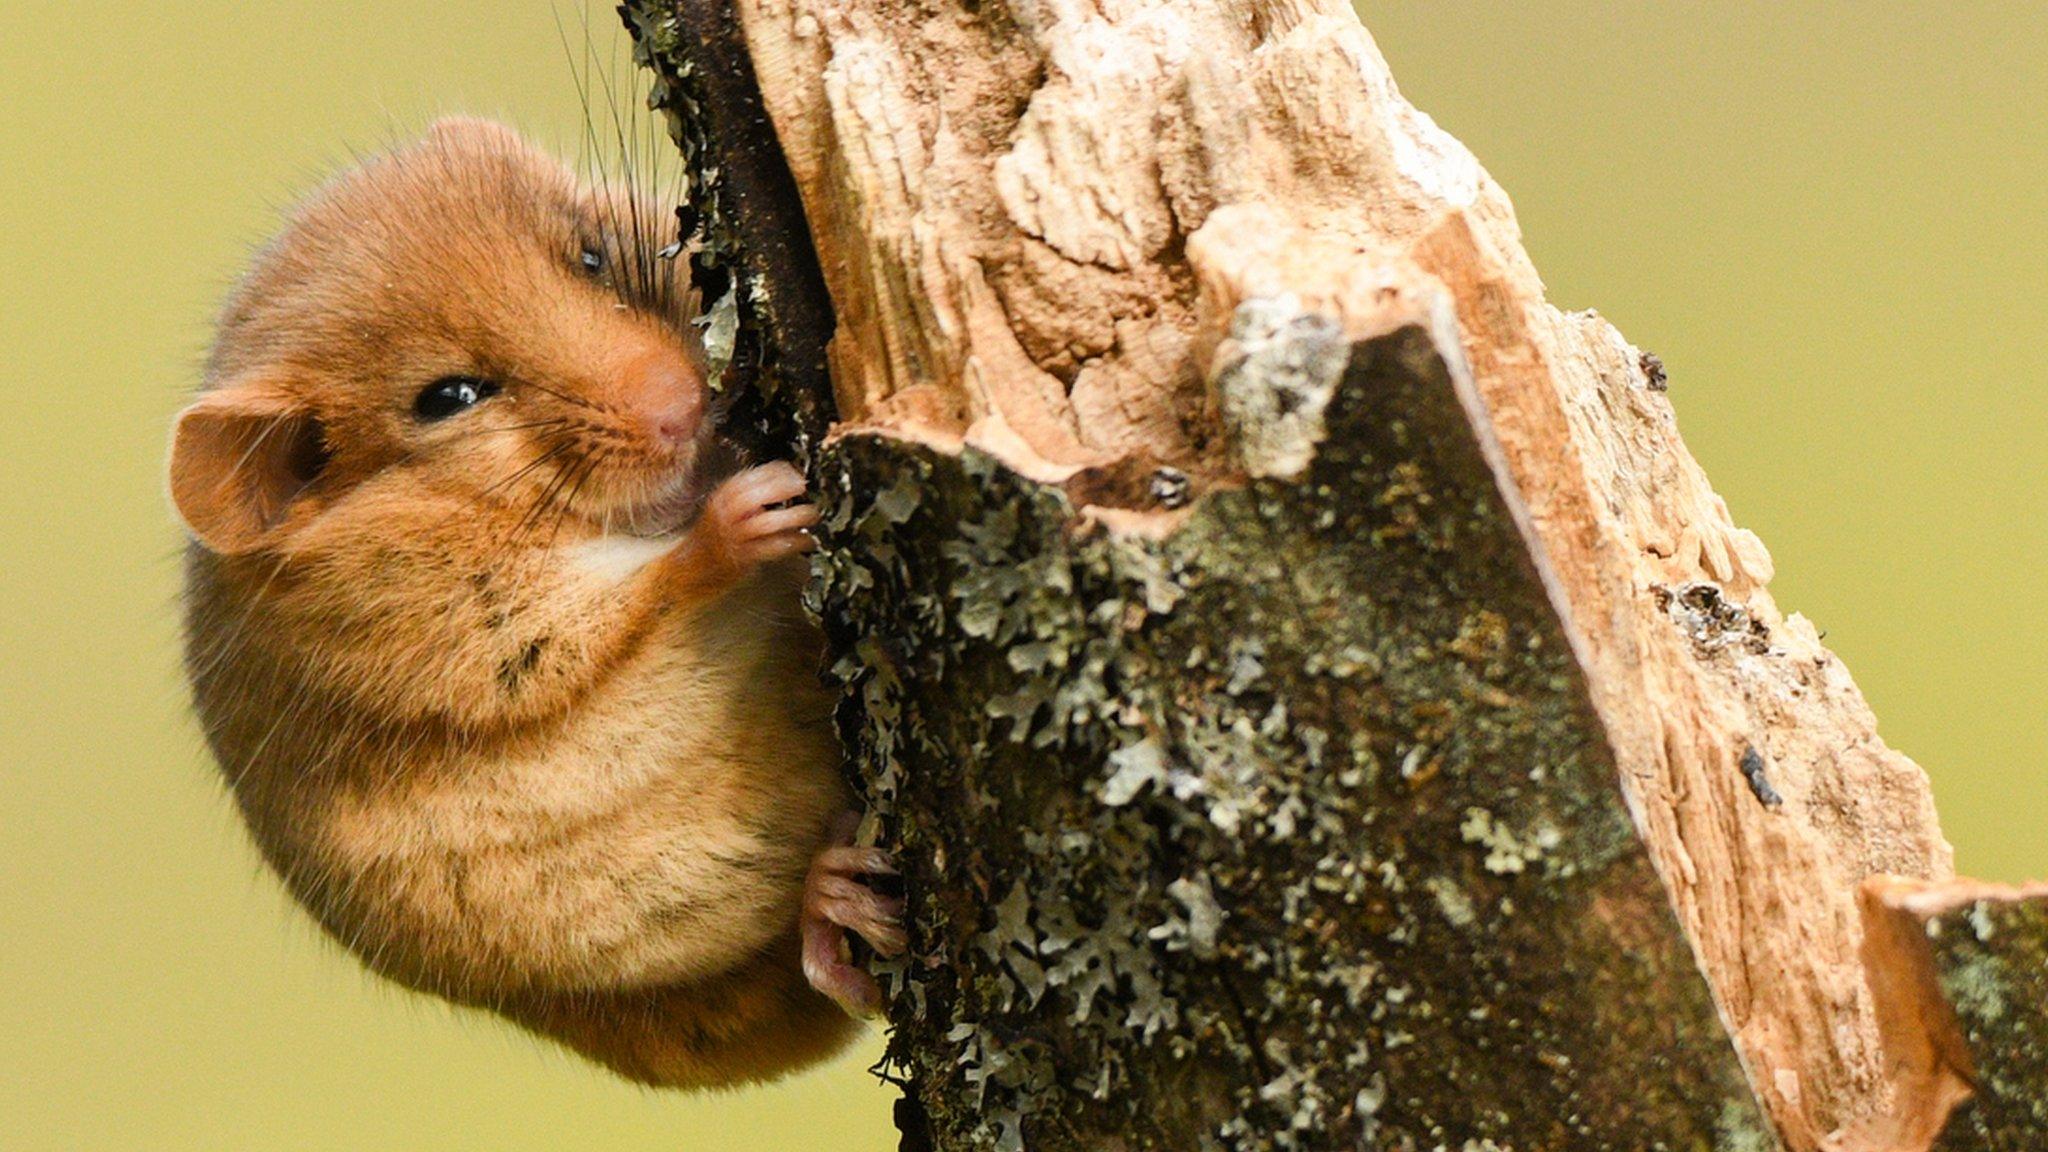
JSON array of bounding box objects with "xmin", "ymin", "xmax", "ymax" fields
[
  {"xmin": 1929, "ymin": 897, "xmax": 2048, "ymax": 1147},
  {"xmin": 810, "ymin": 313, "xmax": 1770, "ymax": 1150}
]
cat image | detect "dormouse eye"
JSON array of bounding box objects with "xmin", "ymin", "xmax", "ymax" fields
[
  {"xmin": 414, "ymin": 375, "xmax": 500, "ymax": 421},
  {"xmin": 579, "ymin": 244, "xmax": 605, "ymax": 275}
]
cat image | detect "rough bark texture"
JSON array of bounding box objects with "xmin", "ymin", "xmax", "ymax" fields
[
  {"xmin": 812, "ymin": 307, "xmax": 1771, "ymax": 1150},
  {"xmin": 622, "ymin": 2, "xmax": 2037, "ymax": 1149}
]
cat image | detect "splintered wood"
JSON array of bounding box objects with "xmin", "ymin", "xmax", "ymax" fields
[{"xmin": 691, "ymin": 0, "xmax": 2016, "ymax": 1146}]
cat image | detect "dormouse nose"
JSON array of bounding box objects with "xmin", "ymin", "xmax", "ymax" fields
[{"xmin": 619, "ymin": 346, "xmax": 704, "ymax": 450}]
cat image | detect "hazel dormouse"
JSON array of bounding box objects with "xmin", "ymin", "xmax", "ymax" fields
[{"xmin": 170, "ymin": 118, "xmax": 902, "ymax": 1088}]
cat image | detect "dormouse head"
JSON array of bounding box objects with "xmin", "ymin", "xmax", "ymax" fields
[{"xmin": 169, "ymin": 117, "xmax": 714, "ymax": 558}]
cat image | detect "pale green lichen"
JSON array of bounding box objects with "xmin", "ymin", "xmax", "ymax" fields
[
  {"xmin": 694, "ymin": 281, "xmax": 741, "ymax": 389},
  {"xmin": 1922, "ymin": 897, "xmax": 2048, "ymax": 1147},
  {"xmin": 1425, "ymin": 876, "xmax": 1478, "ymax": 929},
  {"xmin": 1459, "ymin": 807, "xmax": 1565, "ymax": 877},
  {"xmin": 1212, "ymin": 297, "xmax": 1350, "ymax": 481}
]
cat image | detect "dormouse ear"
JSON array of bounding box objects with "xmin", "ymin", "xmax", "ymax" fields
[{"xmin": 168, "ymin": 378, "xmax": 329, "ymax": 555}]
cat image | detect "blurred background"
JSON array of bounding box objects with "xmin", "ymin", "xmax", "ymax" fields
[{"xmin": 2, "ymin": 2, "xmax": 2042, "ymax": 1149}]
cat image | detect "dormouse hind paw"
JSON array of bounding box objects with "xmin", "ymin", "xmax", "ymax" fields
[{"xmin": 800, "ymin": 817, "xmax": 904, "ymax": 1017}]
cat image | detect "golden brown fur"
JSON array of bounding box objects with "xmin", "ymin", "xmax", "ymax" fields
[{"xmin": 171, "ymin": 119, "xmax": 889, "ymax": 1087}]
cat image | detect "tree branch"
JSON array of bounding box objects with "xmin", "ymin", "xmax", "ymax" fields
[{"xmin": 624, "ymin": 2, "xmax": 2036, "ymax": 1148}]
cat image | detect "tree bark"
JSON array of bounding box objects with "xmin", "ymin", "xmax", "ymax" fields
[{"xmin": 623, "ymin": 2, "xmax": 2048, "ymax": 1149}]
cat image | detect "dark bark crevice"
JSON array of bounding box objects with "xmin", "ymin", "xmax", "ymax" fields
[{"xmin": 622, "ymin": 0, "xmax": 837, "ymax": 451}]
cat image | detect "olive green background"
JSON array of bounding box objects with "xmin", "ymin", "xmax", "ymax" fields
[{"xmin": 3, "ymin": 3, "xmax": 2042, "ymax": 1149}]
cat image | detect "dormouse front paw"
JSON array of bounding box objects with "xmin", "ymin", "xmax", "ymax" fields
[{"xmin": 697, "ymin": 462, "xmax": 820, "ymax": 571}]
